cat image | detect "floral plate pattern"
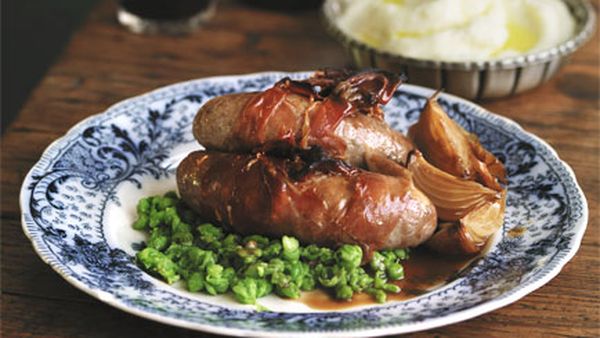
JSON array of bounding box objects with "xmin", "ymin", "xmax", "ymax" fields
[{"xmin": 20, "ymin": 72, "xmax": 588, "ymax": 337}]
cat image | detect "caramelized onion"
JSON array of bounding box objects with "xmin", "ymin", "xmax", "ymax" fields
[
  {"xmin": 407, "ymin": 91, "xmax": 508, "ymax": 255},
  {"xmin": 408, "ymin": 151, "xmax": 499, "ymax": 221},
  {"xmin": 425, "ymin": 222, "xmax": 480, "ymax": 255},
  {"xmin": 462, "ymin": 190, "xmax": 506, "ymax": 244},
  {"xmin": 427, "ymin": 191, "xmax": 506, "ymax": 255},
  {"xmin": 408, "ymin": 92, "xmax": 506, "ymax": 191}
]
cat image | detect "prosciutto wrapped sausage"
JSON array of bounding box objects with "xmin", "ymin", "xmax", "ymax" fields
[
  {"xmin": 178, "ymin": 70, "xmax": 507, "ymax": 258},
  {"xmin": 177, "ymin": 150, "xmax": 437, "ymax": 257},
  {"xmin": 193, "ymin": 70, "xmax": 414, "ymax": 168}
]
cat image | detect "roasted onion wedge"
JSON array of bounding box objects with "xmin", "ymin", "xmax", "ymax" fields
[
  {"xmin": 407, "ymin": 92, "xmax": 508, "ymax": 255},
  {"xmin": 366, "ymin": 150, "xmax": 505, "ymax": 255},
  {"xmin": 462, "ymin": 190, "xmax": 507, "ymax": 244},
  {"xmin": 408, "ymin": 92, "xmax": 506, "ymax": 191},
  {"xmin": 426, "ymin": 191, "xmax": 506, "ymax": 255},
  {"xmin": 407, "ymin": 151, "xmax": 500, "ymax": 221}
]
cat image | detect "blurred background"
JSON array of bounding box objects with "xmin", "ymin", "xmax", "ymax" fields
[
  {"xmin": 2, "ymin": 0, "xmax": 99, "ymax": 133},
  {"xmin": 1, "ymin": 0, "xmax": 331, "ymax": 134},
  {"xmin": 1, "ymin": 0, "xmax": 595, "ymax": 134}
]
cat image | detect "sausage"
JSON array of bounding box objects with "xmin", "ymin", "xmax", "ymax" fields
[
  {"xmin": 176, "ymin": 150, "xmax": 437, "ymax": 257},
  {"xmin": 192, "ymin": 71, "xmax": 414, "ymax": 168}
]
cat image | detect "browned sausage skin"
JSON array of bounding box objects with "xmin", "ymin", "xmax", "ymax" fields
[
  {"xmin": 177, "ymin": 150, "xmax": 437, "ymax": 258},
  {"xmin": 193, "ymin": 70, "xmax": 414, "ymax": 168}
]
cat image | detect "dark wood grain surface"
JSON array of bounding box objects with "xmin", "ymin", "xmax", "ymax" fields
[{"xmin": 2, "ymin": 0, "xmax": 599, "ymax": 337}]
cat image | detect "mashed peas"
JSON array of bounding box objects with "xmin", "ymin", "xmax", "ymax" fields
[{"xmin": 132, "ymin": 192, "xmax": 409, "ymax": 305}]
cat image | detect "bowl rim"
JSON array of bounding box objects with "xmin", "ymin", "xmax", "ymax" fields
[{"xmin": 322, "ymin": 0, "xmax": 597, "ymax": 71}]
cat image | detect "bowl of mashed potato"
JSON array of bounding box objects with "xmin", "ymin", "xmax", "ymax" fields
[{"xmin": 323, "ymin": 0, "xmax": 595, "ymax": 99}]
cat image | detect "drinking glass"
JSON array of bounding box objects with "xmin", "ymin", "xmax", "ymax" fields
[{"xmin": 118, "ymin": 0, "xmax": 217, "ymax": 34}]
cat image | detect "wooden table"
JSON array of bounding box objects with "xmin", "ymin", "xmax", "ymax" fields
[{"xmin": 2, "ymin": 1, "xmax": 598, "ymax": 337}]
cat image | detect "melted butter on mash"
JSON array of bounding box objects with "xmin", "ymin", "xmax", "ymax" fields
[{"xmin": 336, "ymin": 0, "xmax": 576, "ymax": 61}]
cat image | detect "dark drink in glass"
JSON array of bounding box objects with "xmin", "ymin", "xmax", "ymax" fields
[{"xmin": 118, "ymin": 0, "xmax": 216, "ymax": 34}]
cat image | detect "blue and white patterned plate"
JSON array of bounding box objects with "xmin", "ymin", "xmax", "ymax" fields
[{"xmin": 20, "ymin": 71, "xmax": 588, "ymax": 337}]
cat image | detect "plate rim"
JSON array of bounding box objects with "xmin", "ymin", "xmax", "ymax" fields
[{"xmin": 19, "ymin": 71, "xmax": 589, "ymax": 337}]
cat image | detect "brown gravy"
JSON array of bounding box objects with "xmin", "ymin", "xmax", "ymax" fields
[
  {"xmin": 299, "ymin": 247, "xmax": 478, "ymax": 310},
  {"xmin": 508, "ymin": 226, "xmax": 526, "ymax": 238}
]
